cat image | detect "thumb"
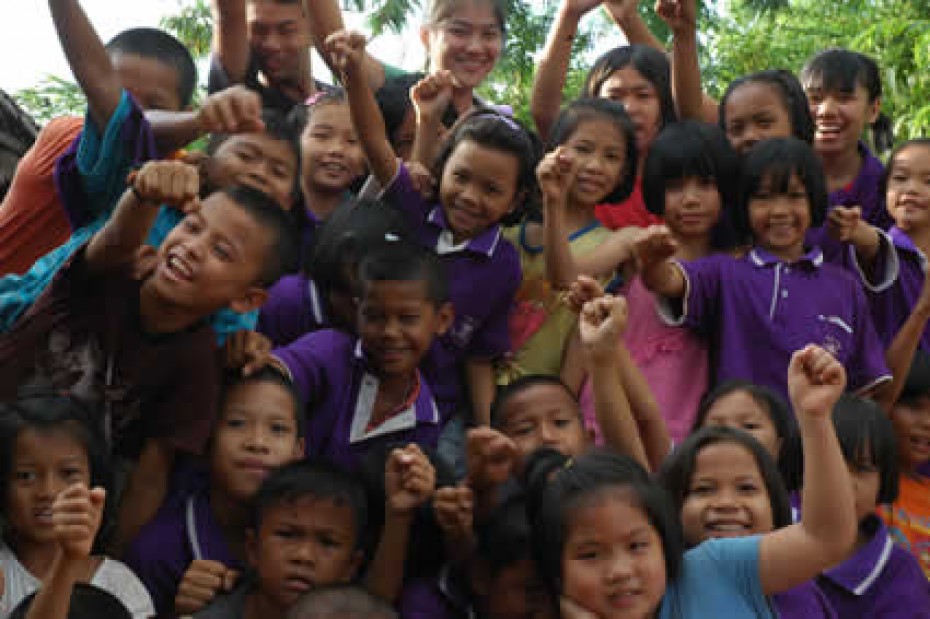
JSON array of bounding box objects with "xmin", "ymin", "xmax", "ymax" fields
[{"xmin": 89, "ymin": 487, "xmax": 107, "ymax": 510}]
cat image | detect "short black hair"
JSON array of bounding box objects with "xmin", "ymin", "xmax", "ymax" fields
[
  {"xmin": 218, "ymin": 184, "xmax": 301, "ymax": 286},
  {"xmin": 547, "ymin": 98, "xmax": 638, "ymax": 204},
  {"xmin": 477, "ymin": 492, "xmax": 533, "ymax": 576},
  {"xmin": 10, "ymin": 584, "xmax": 131, "ymax": 619},
  {"xmin": 374, "ymin": 72, "xmax": 426, "ymax": 148},
  {"xmin": 659, "ymin": 426, "xmax": 793, "ymax": 541},
  {"xmin": 220, "ymin": 365, "xmax": 306, "ymax": 440},
  {"xmin": 583, "ymin": 45, "xmax": 677, "ymax": 130},
  {"xmin": 106, "ymin": 28, "xmax": 197, "ymax": 108},
  {"xmin": 490, "ymin": 374, "xmax": 580, "ymax": 429},
  {"xmin": 288, "ymin": 90, "xmax": 348, "ymax": 135},
  {"xmin": 719, "ymin": 69, "xmax": 815, "ymax": 145},
  {"xmin": 356, "ymin": 240, "xmax": 448, "ymax": 307},
  {"xmin": 801, "ymin": 48, "xmax": 882, "ymax": 103},
  {"xmin": 524, "ymin": 448, "xmax": 683, "ymax": 596},
  {"xmin": 287, "ymin": 585, "xmax": 397, "ymax": 619},
  {"xmin": 250, "ymin": 459, "xmax": 369, "ymax": 551},
  {"xmin": 898, "ymin": 350, "xmax": 930, "ymax": 406},
  {"xmin": 735, "ymin": 137, "xmax": 828, "ymax": 243},
  {"xmin": 832, "ymin": 394, "xmax": 898, "ymax": 505}
]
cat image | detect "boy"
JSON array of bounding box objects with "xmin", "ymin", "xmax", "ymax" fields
[
  {"xmin": 0, "ymin": 160, "xmax": 300, "ymax": 552},
  {"xmin": 125, "ymin": 367, "xmax": 306, "ymax": 615},
  {"xmin": 194, "ymin": 459, "xmax": 368, "ymax": 618}
]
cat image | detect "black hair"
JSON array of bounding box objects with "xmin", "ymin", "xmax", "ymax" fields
[
  {"xmin": 216, "ymin": 184, "xmax": 300, "ymax": 285},
  {"xmin": 583, "ymin": 45, "xmax": 677, "ymax": 130},
  {"xmin": 477, "ymin": 492, "xmax": 533, "ymax": 575},
  {"xmin": 432, "ymin": 108, "xmax": 541, "ymax": 226},
  {"xmin": 881, "ymin": 138, "xmax": 930, "ymax": 199},
  {"xmin": 356, "ymin": 239, "xmax": 449, "ymax": 307},
  {"xmin": 374, "ymin": 72, "xmax": 426, "ymax": 149},
  {"xmin": 10, "ymin": 584, "xmax": 132, "ymax": 619},
  {"xmin": 105, "ymin": 28, "xmax": 197, "ymax": 109},
  {"xmin": 524, "ymin": 448, "xmax": 683, "ymax": 596},
  {"xmin": 547, "ymin": 98, "xmax": 638, "ymax": 204},
  {"xmin": 490, "ymin": 374, "xmax": 580, "ymax": 429},
  {"xmin": 719, "ymin": 69, "xmax": 815, "ymax": 145},
  {"xmin": 250, "ymin": 459, "xmax": 369, "ymax": 551},
  {"xmin": 832, "ymin": 394, "xmax": 898, "ymax": 506},
  {"xmin": 424, "ymin": 0, "xmax": 507, "ymax": 34},
  {"xmin": 287, "ymin": 585, "xmax": 398, "ymax": 619},
  {"xmin": 800, "ymin": 48, "xmax": 892, "ymax": 153},
  {"xmin": 641, "ymin": 120, "xmax": 739, "ymax": 250},
  {"xmin": 659, "ymin": 426, "xmax": 793, "ymax": 543},
  {"xmin": 897, "ymin": 350, "xmax": 930, "ymax": 406},
  {"xmin": 0, "ymin": 390, "xmax": 113, "ymax": 548},
  {"xmin": 287, "ymin": 90, "xmax": 348, "ymax": 135},
  {"xmin": 734, "ymin": 137, "xmax": 828, "ymax": 243},
  {"xmin": 220, "ymin": 366, "xmax": 306, "ymax": 440}
]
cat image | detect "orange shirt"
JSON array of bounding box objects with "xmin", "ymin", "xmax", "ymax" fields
[
  {"xmin": 880, "ymin": 473, "xmax": 930, "ymax": 580},
  {"xmin": 0, "ymin": 117, "xmax": 83, "ymax": 276}
]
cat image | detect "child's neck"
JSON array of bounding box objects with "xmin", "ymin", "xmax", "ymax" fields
[
  {"xmin": 209, "ymin": 484, "xmax": 250, "ymax": 561},
  {"xmin": 563, "ymin": 200, "xmax": 598, "ymax": 232},
  {"xmin": 371, "ymin": 371, "xmax": 417, "ymax": 427},
  {"xmin": 904, "ymin": 226, "xmax": 930, "ymax": 256},
  {"xmin": 138, "ymin": 282, "xmax": 202, "ymax": 334},
  {"xmin": 819, "ymin": 145, "xmax": 863, "ymax": 193},
  {"xmin": 673, "ymin": 234, "xmax": 713, "ymax": 261},
  {"xmin": 451, "ymin": 85, "xmax": 476, "ymax": 117},
  {"xmin": 13, "ymin": 537, "xmax": 62, "ymax": 580},
  {"xmin": 303, "ymin": 185, "xmax": 345, "ymax": 222}
]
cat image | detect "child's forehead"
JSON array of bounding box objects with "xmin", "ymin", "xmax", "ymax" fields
[
  {"xmin": 262, "ymin": 494, "xmax": 358, "ymax": 529},
  {"xmin": 361, "ymin": 278, "xmax": 431, "ymax": 300},
  {"xmin": 13, "ymin": 426, "xmax": 89, "ymax": 462},
  {"xmin": 220, "ymin": 132, "xmax": 297, "ymax": 166},
  {"xmin": 111, "ymin": 53, "xmax": 183, "ymax": 112},
  {"xmin": 223, "ymin": 379, "xmax": 297, "ymax": 417}
]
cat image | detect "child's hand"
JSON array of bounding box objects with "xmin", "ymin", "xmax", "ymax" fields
[
  {"xmin": 325, "ymin": 30, "xmax": 367, "ymax": 80},
  {"xmin": 564, "ymin": 0, "xmax": 604, "ymax": 18},
  {"xmin": 633, "ymin": 225, "xmax": 678, "ymax": 271},
  {"xmin": 465, "ymin": 427, "xmax": 518, "ymax": 490},
  {"xmin": 385, "ymin": 444, "xmax": 436, "ymax": 516},
  {"xmin": 559, "ymin": 596, "xmax": 599, "ymax": 619},
  {"xmin": 128, "ymin": 161, "xmax": 200, "ymax": 212},
  {"xmin": 52, "ymin": 484, "xmax": 106, "ymax": 561},
  {"xmin": 565, "ymin": 275, "xmax": 606, "ymax": 313},
  {"xmin": 197, "ymin": 85, "xmax": 265, "ymax": 135},
  {"xmin": 131, "ymin": 246, "xmax": 159, "ymax": 281},
  {"xmin": 411, "ymin": 70, "xmax": 454, "ymax": 122},
  {"xmin": 223, "ymin": 330, "xmax": 273, "ymax": 376},
  {"xmin": 602, "ymin": 0, "xmax": 640, "ymax": 23},
  {"xmin": 434, "ymin": 484, "xmax": 474, "ymax": 541},
  {"xmin": 826, "ymin": 205, "xmax": 863, "ymax": 243},
  {"xmin": 174, "ymin": 560, "xmax": 239, "ymax": 615},
  {"xmin": 787, "ymin": 345, "xmax": 847, "ymax": 418},
  {"xmin": 580, "ymin": 294, "xmax": 628, "ymax": 358},
  {"xmin": 408, "ymin": 162, "xmax": 436, "ymax": 199},
  {"xmin": 655, "ymin": 0, "xmax": 696, "ymax": 32},
  {"xmin": 537, "ymin": 147, "xmax": 575, "ymax": 208}
]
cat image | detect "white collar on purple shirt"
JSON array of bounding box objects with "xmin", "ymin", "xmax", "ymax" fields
[
  {"xmin": 821, "ymin": 516, "xmax": 894, "ymax": 595},
  {"xmin": 427, "ymin": 207, "xmax": 503, "ymax": 257},
  {"xmin": 749, "ymin": 246, "xmax": 824, "ymax": 268}
]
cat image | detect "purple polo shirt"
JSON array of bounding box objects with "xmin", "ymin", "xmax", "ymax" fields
[
  {"xmin": 257, "ymin": 274, "xmax": 329, "ymax": 347},
  {"xmin": 773, "ymin": 582, "xmax": 836, "ymax": 619},
  {"xmin": 661, "ymin": 247, "xmax": 891, "ymax": 403},
  {"xmin": 382, "ymin": 164, "xmax": 521, "ymax": 419},
  {"xmin": 124, "ymin": 473, "xmax": 242, "ymax": 615},
  {"xmin": 819, "ymin": 516, "xmax": 930, "ymax": 618},
  {"xmin": 272, "ymin": 328, "xmax": 442, "ymax": 471},
  {"xmin": 867, "ymin": 227, "xmax": 930, "ymax": 351}
]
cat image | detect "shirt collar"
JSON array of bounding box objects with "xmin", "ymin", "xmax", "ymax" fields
[
  {"xmin": 351, "ymin": 340, "xmax": 438, "ymax": 425},
  {"xmin": 748, "ymin": 246, "xmax": 824, "ymax": 268},
  {"xmin": 822, "ymin": 515, "xmax": 894, "ymax": 595},
  {"xmin": 427, "ymin": 207, "xmax": 502, "ymax": 257},
  {"xmin": 889, "ymin": 227, "xmax": 928, "ymax": 265}
]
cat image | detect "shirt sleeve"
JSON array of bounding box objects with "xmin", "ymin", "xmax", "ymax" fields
[
  {"xmin": 466, "ymin": 249, "xmax": 521, "ymax": 358},
  {"xmin": 700, "ymin": 536, "xmax": 767, "ymax": 603},
  {"xmin": 271, "ymin": 331, "xmax": 336, "ymax": 404},
  {"xmin": 656, "ymin": 256, "xmax": 723, "ymax": 329},
  {"xmin": 92, "ymin": 559, "xmax": 157, "ymax": 619},
  {"xmin": 381, "ymin": 163, "xmax": 434, "ymax": 225},
  {"xmin": 848, "ymin": 283, "xmax": 892, "ymax": 393}
]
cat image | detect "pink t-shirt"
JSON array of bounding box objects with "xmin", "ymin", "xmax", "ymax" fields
[{"xmin": 580, "ymin": 276, "xmax": 708, "ymax": 444}]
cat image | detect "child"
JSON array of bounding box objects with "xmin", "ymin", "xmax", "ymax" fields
[
  {"xmin": 194, "ymin": 459, "xmax": 367, "ymax": 618},
  {"xmin": 0, "ymin": 393, "xmax": 153, "ymax": 617},
  {"xmin": 660, "ymin": 426, "xmax": 835, "ymax": 618},
  {"xmin": 821, "ymin": 395, "xmax": 930, "ymax": 616},
  {"xmin": 267, "ymin": 241, "xmax": 453, "ymax": 471},
  {"xmin": 287, "ymin": 585, "xmax": 398, "ymax": 619},
  {"xmin": 529, "ymin": 345, "xmax": 857, "ymax": 618},
  {"xmin": 0, "ymin": 161, "xmax": 300, "ymax": 552},
  {"xmin": 637, "ymin": 137, "xmax": 891, "ymax": 405},
  {"xmin": 123, "ymin": 367, "xmax": 306, "ymax": 615},
  {"xmin": 331, "ymin": 31, "xmax": 537, "ymax": 428},
  {"xmin": 501, "ymin": 98, "xmax": 636, "ymax": 381},
  {"xmin": 881, "ymin": 352, "xmax": 930, "ymax": 579}
]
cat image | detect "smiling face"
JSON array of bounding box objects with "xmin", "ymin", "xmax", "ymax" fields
[
  {"xmin": 679, "ymin": 442, "xmax": 774, "ymax": 545},
  {"xmin": 247, "ymin": 0, "xmax": 311, "ymax": 85},
  {"xmin": 210, "ymin": 133, "xmax": 298, "ymax": 210},
  {"xmin": 439, "ymin": 139, "xmax": 520, "ymax": 242},
  {"xmin": 805, "ymin": 82, "xmax": 879, "ymax": 158},
  {"xmin": 6, "ymin": 428, "xmax": 91, "ymax": 547},
  {"xmin": 421, "ymin": 0, "xmax": 503, "ymax": 91},
  {"xmin": 597, "ymin": 67, "xmax": 663, "ymax": 155},
  {"xmin": 662, "ymin": 176, "xmax": 722, "ymax": 242},
  {"xmin": 300, "ymin": 103, "xmax": 367, "ymax": 201},
  {"xmin": 891, "ymin": 396, "xmax": 930, "ymax": 470},
  {"xmin": 563, "ymin": 118, "xmax": 627, "ymax": 208},
  {"xmin": 702, "ymin": 391, "xmax": 781, "ymax": 457},
  {"xmin": 723, "ymin": 82, "xmax": 795, "ymax": 156},
  {"xmin": 886, "ymin": 144, "xmax": 930, "ymax": 233},
  {"xmin": 748, "ymin": 172, "xmax": 811, "ymax": 261},
  {"xmin": 562, "ymin": 490, "xmax": 667, "ymax": 619},
  {"xmin": 498, "ymin": 383, "xmax": 588, "ymax": 460}
]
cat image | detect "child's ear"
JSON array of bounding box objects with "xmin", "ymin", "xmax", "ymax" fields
[
  {"xmin": 867, "ymin": 97, "xmax": 881, "ymax": 125},
  {"xmin": 510, "ymin": 189, "xmax": 528, "ymax": 214},
  {"xmin": 435, "ymin": 301, "xmax": 455, "ymax": 336},
  {"xmin": 228, "ymin": 287, "xmax": 269, "ymax": 314},
  {"xmin": 346, "ymin": 549, "xmax": 365, "ymax": 582},
  {"xmin": 292, "ymin": 437, "xmax": 306, "ymax": 459}
]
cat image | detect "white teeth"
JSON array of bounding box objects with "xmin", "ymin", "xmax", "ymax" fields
[{"xmin": 708, "ymin": 522, "xmax": 747, "ymax": 531}]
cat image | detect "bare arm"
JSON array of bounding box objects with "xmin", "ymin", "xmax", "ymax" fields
[
  {"xmin": 303, "ymin": 0, "xmax": 386, "ymax": 90},
  {"xmin": 634, "ymin": 226, "xmax": 686, "ymax": 298},
  {"xmin": 656, "ymin": 0, "xmax": 704, "ymax": 121},
  {"xmin": 410, "ymin": 71, "xmax": 454, "ymax": 169},
  {"xmin": 466, "ymin": 359, "xmax": 496, "ymax": 427},
  {"xmin": 616, "ymin": 343, "xmax": 670, "ymax": 469},
  {"xmin": 604, "ymin": 0, "xmax": 664, "ymax": 50},
  {"xmin": 210, "ymin": 0, "xmax": 251, "ymax": 85}
]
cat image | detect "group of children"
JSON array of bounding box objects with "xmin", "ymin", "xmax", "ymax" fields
[{"xmin": 1, "ymin": 0, "xmax": 929, "ymax": 617}]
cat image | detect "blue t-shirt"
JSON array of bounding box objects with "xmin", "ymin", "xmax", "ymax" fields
[{"xmin": 659, "ymin": 536, "xmax": 775, "ymax": 618}]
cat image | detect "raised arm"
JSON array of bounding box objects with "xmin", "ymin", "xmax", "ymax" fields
[
  {"xmin": 604, "ymin": 0, "xmax": 664, "ymax": 51},
  {"xmin": 633, "ymin": 225, "xmax": 686, "ymax": 298},
  {"xmin": 327, "ymin": 30, "xmax": 399, "ymax": 187},
  {"xmin": 758, "ymin": 346, "xmax": 856, "ymax": 594},
  {"xmin": 48, "ymin": 0, "xmax": 122, "ymax": 131},
  {"xmin": 655, "ymin": 0, "xmax": 703, "ymax": 121},
  {"xmin": 410, "ymin": 71, "xmax": 454, "ymax": 168},
  {"xmin": 210, "ymin": 0, "xmax": 251, "ymax": 85},
  {"xmin": 302, "ymin": 0, "xmax": 386, "ymax": 90}
]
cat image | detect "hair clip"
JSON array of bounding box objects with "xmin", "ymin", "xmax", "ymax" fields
[
  {"xmin": 476, "ymin": 110, "xmax": 522, "ymax": 133},
  {"xmin": 384, "ymin": 233, "xmax": 400, "ymax": 242},
  {"xmin": 305, "ymin": 92, "xmax": 327, "ymax": 107}
]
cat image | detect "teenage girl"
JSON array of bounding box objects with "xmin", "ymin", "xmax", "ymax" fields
[
  {"xmin": 636, "ymin": 137, "xmax": 892, "ymax": 407},
  {"xmin": 499, "ymin": 98, "xmax": 636, "ymax": 381},
  {"xmin": 528, "ymin": 345, "xmax": 857, "ymax": 618},
  {"xmin": 0, "ymin": 393, "xmax": 153, "ymax": 617},
  {"xmin": 331, "ymin": 30, "xmax": 537, "ymax": 428}
]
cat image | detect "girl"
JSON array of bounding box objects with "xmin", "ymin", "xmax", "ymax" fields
[
  {"xmin": 332, "ymin": 30, "xmax": 537, "ymax": 427},
  {"xmin": 0, "ymin": 392, "xmax": 153, "ymax": 617},
  {"xmin": 561, "ymin": 121, "xmax": 737, "ymax": 443},
  {"xmin": 637, "ymin": 137, "xmax": 892, "ymax": 406},
  {"xmin": 528, "ymin": 345, "xmax": 857, "ymax": 618},
  {"xmin": 821, "ymin": 394, "xmax": 930, "ymax": 615},
  {"xmin": 660, "ymin": 427, "xmax": 835, "ymax": 618},
  {"xmin": 881, "ymin": 352, "xmax": 930, "ymax": 579},
  {"xmin": 500, "ymin": 98, "xmax": 636, "ymax": 381}
]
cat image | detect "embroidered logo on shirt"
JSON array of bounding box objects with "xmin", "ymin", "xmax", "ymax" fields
[{"xmin": 449, "ymin": 316, "xmax": 478, "ymax": 349}]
